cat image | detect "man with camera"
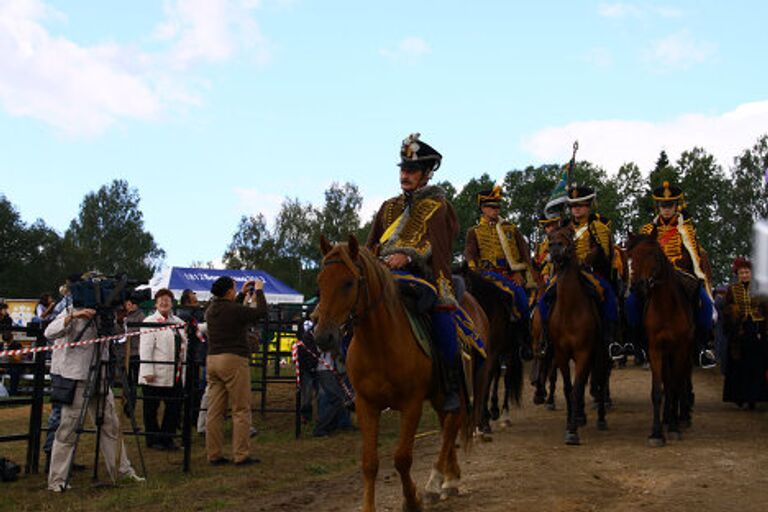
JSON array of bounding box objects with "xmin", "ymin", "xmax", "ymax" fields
[
  {"xmin": 44, "ymin": 305, "xmax": 144, "ymax": 491},
  {"xmin": 205, "ymin": 276, "xmax": 267, "ymax": 466}
]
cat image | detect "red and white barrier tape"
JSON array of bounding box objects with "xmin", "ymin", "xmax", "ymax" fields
[
  {"xmin": 0, "ymin": 324, "xmax": 185, "ymax": 359},
  {"xmin": 291, "ymin": 342, "xmax": 300, "ymax": 388},
  {"xmin": 292, "ymin": 339, "xmax": 354, "ymax": 401}
]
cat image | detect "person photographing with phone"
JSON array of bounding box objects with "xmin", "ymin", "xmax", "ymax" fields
[{"xmin": 204, "ymin": 277, "xmax": 267, "ymax": 466}]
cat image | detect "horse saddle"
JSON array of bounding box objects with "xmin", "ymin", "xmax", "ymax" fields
[{"xmin": 675, "ymin": 269, "xmax": 702, "ymax": 304}]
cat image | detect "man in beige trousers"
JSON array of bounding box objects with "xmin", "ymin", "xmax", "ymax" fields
[{"xmin": 204, "ymin": 276, "xmax": 267, "ymax": 465}]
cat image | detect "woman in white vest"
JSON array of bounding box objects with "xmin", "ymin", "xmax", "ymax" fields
[{"xmin": 139, "ymin": 288, "xmax": 187, "ymax": 450}]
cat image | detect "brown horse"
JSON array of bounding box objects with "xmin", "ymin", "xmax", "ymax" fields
[
  {"xmin": 461, "ymin": 268, "xmax": 525, "ymax": 434},
  {"xmin": 545, "ymin": 227, "xmax": 609, "ymax": 445},
  {"xmin": 313, "ymin": 235, "xmax": 489, "ymax": 512},
  {"xmin": 626, "ymin": 234, "xmax": 694, "ymax": 446}
]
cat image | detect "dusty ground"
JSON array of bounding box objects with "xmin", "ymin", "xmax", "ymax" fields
[
  {"xmin": 255, "ymin": 366, "xmax": 768, "ymax": 512},
  {"xmin": 1, "ymin": 366, "xmax": 766, "ymax": 512}
]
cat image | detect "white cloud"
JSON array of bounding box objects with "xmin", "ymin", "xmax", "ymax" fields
[
  {"xmin": 522, "ymin": 100, "xmax": 768, "ymax": 174},
  {"xmin": 155, "ymin": 0, "xmax": 270, "ymax": 69},
  {"xmin": 380, "ymin": 36, "xmax": 431, "ymax": 64},
  {"xmin": 645, "ymin": 30, "xmax": 715, "ymax": 69},
  {"xmin": 0, "ymin": 0, "xmax": 269, "ymax": 135},
  {"xmin": 598, "ymin": 3, "xmax": 683, "ymax": 19}
]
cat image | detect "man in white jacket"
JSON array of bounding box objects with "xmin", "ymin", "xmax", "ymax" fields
[
  {"xmin": 139, "ymin": 288, "xmax": 187, "ymax": 450},
  {"xmin": 44, "ymin": 305, "xmax": 144, "ymax": 492}
]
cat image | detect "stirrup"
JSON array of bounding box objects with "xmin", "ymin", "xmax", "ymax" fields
[
  {"xmin": 608, "ymin": 343, "xmax": 624, "ymax": 361},
  {"xmin": 699, "ymin": 349, "xmax": 716, "ymax": 370}
]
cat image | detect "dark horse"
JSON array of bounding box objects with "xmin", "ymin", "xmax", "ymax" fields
[
  {"xmin": 546, "ymin": 227, "xmax": 610, "ymax": 445},
  {"xmin": 462, "ymin": 269, "xmax": 525, "ymax": 434},
  {"xmin": 626, "ymin": 234, "xmax": 694, "ymax": 446},
  {"xmin": 313, "ymin": 235, "xmax": 489, "ymax": 512}
]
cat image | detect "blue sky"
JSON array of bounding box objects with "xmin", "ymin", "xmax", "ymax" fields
[{"xmin": 2, "ymin": 1, "xmax": 767, "ymax": 268}]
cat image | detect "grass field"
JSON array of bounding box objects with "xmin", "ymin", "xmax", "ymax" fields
[{"xmin": 0, "ymin": 383, "xmax": 439, "ymax": 512}]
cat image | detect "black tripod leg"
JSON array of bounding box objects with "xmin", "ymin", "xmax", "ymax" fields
[{"xmin": 118, "ymin": 369, "xmax": 146, "ymax": 477}]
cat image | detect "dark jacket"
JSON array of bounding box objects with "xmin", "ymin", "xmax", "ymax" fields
[{"xmin": 205, "ymin": 291, "xmax": 268, "ymax": 359}]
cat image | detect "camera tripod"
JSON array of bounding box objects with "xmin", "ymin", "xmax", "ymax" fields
[{"xmin": 61, "ymin": 314, "xmax": 146, "ymax": 491}]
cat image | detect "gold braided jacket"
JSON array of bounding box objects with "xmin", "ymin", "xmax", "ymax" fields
[
  {"xmin": 639, "ymin": 215, "xmax": 700, "ymax": 275},
  {"xmin": 366, "ymin": 185, "xmax": 458, "ymax": 301},
  {"xmin": 464, "ymin": 217, "xmax": 526, "ymax": 271},
  {"xmin": 572, "ymin": 217, "xmax": 611, "ymax": 265},
  {"xmin": 534, "ymin": 239, "xmax": 553, "ymax": 281},
  {"xmin": 726, "ymin": 282, "xmax": 765, "ymax": 322}
]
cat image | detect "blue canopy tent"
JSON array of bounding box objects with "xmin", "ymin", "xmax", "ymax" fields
[{"xmin": 148, "ymin": 267, "xmax": 304, "ymax": 304}]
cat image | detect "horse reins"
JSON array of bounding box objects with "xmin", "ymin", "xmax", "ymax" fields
[{"xmin": 321, "ymin": 253, "xmax": 386, "ymax": 335}]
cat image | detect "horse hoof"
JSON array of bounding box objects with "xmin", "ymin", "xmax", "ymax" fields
[
  {"xmin": 647, "ymin": 436, "xmax": 666, "ymax": 448},
  {"xmin": 441, "ymin": 481, "xmax": 461, "ymax": 498},
  {"xmin": 422, "ymin": 491, "xmax": 440, "ymax": 505},
  {"xmin": 597, "ymin": 420, "xmax": 608, "ymax": 431},
  {"xmin": 502, "ymin": 418, "xmax": 513, "ymax": 428},
  {"xmin": 564, "ymin": 432, "xmax": 580, "ymax": 445},
  {"xmin": 546, "ymin": 402, "xmax": 556, "ymax": 411},
  {"xmin": 667, "ymin": 431, "xmax": 682, "ymax": 441},
  {"xmin": 480, "ymin": 432, "xmax": 493, "ymax": 443},
  {"xmin": 490, "ymin": 408, "xmax": 501, "ymax": 421}
]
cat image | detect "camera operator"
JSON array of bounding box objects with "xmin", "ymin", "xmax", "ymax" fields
[
  {"xmin": 139, "ymin": 289, "xmax": 187, "ymax": 450},
  {"xmin": 115, "ymin": 294, "xmax": 145, "ymax": 398},
  {"xmin": 204, "ymin": 277, "xmax": 266, "ymax": 466},
  {"xmin": 44, "ymin": 306, "xmax": 144, "ymax": 492}
]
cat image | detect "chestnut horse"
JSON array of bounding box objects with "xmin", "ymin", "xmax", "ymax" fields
[
  {"xmin": 313, "ymin": 235, "xmax": 489, "ymax": 512},
  {"xmin": 626, "ymin": 234, "xmax": 694, "ymax": 446},
  {"xmin": 545, "ymin": 227, "xmax": 609, "ymax": 445}
]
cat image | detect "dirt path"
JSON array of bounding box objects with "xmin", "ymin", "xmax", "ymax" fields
[{"xmin": 256, "ymin": 366, "xmax": 768, "ymax": 512}]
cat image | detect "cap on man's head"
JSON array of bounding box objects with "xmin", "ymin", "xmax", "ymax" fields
[
  {"xmin": 211, "ymin": 276, "xmax": 236, "ymax": 298},
  {"xmin": 477, "ymin": 186, "xmax": 503, "ymax": 208},
  {"xmin": 567, "ymin": 184, "xmax": 595, "ymax": 205},
  {"xmin": 398, "ymin": 133, "xmax": 442, "ymax": 175}
]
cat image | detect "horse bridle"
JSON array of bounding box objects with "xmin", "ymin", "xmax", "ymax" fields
[{"xmin": 321, "ymin": 254, "xmax": 385, "ymax": 336}]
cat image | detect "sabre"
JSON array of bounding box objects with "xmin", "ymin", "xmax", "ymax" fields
[{"xmin": 566, "ymin": 140, "xmax": 579, "ymax": 192}]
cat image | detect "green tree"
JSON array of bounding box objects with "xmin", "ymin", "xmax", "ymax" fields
[
  {"xmin": 610, "ymin": 162, "xmax": 645, "ymax": 239},
  {"xmin": 65, "ymin": 180, "xmax": 164, "ymax": 281},
  {"xmin": 729, "ymin": 134, "xmax": 768, "ymax": 261},
  {"xmin": 222, "ymin": 214, "xmax": 277, "ymax": 270},
  {"xmin": 677, "ymin": 148, "xmax": 731, "ymax": 284},
  {"xmin": 317, "ymin": 182, "xmax": 363, "ymax": 244}
]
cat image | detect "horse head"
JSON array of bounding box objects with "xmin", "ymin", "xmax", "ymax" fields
[
  {"xmin": 626, "ymin": 234, "xmax": 667, "ymax": 292},
  {"xmin": 312, "ymin": 234, "xmax": 364, "ymax": 355},
  {"xmin": 548, "ymin": 226, "xmax": 575, "ymax": 268}
]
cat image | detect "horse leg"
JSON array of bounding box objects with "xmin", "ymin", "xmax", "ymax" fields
[
  {"xmin": 593, "ymin": 349, "xmax": 609, "ymax": 431},
  {"xmin": 500, "ymin": 353, "xmax": 514, "ymax": 426},
  {"xmin": 573, "ymin": 360, "xmax": 589, "ymax": 429},
  {"xmin": 441, "ymin": 412, "xmax": 463, "ymax": 498},
  {"xmin": 560, "ymin": 362, "xmax": 579, "ymax": 445},
  {"xmin": 424, "ymin": 413, "xmax": 447, "ymax": 503},
  {"xmin": 489, "ymin": 363, "xmax": 501, "ymax": 421},
  {"xmin": 394, "ymin": 401, "xmax": 424, "ymax": 512},
  {"xmin": 546, "ymin": 364, "xmax": 557, "ymax": 410},
  {"xmin": 357, "ymin": 398, "xmax": 382, "ymax": 512},
  {"xmin": 648, "ymin": 350, "xmax": 665, "ymax": 447}
]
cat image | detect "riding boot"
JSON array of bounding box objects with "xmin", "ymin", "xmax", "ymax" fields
[
  {"xmin": 696, "ymin": 328, "xmax": 717, "ymax": 369},
  {"xmin": 441, "ymin": 355, "xmax": 462, "ymax": 413},
  {"xmin": 605, "ymin": 321, "xmax": 623, "ymax": 361}
]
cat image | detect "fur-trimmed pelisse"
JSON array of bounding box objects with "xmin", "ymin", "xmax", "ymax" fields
[{"xmin": 732, "ymin": 257, "xmax": 752, "ymax": 274}]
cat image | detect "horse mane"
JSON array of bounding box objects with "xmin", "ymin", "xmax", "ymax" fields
[
  {"xmin": 626, "ymin": 234, "xmax": 675, "ymax": 279},
  {"xmin": 325, "ymin": 242, "xmax": 401, "ymax": 317}
]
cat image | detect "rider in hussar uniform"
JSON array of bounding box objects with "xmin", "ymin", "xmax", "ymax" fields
[
  {"xmin": 538, "ymin": 185, "xmax": 621, "ymax": 359},
  {"xmin": 533, "ymin": 213, "xmax": 562, "ymax": 286},
  {"xmin": 464, "ymin": 186, "xmax": 535, "ymax": 349},
  {"xmin": 626, "ymin": 181, "xmax": 717, "ymax": 368},
  {"xmin": 366, "ymin": 133, "xmax": 462, "ymax": 412}
]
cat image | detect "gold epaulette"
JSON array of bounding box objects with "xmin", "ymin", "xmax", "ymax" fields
[{"xmin": 639, "ymin": 223, "xmax": 654, "ymax": 235}]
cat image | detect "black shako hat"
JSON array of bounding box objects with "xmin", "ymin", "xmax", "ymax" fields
[
  {"xmin": 476, "ymin": 186, "xmax": 502, "ymax": 208},
  {"xmin": 398, "ymin": 133, "xmax": 442, "ymax": 176},
  {"xmin": 567, "ymin": 184, "xmax": 596, "ymax": 205},
  {"xmin": 652, "ymin": 181, "xmax": 684, "ymax": 203}
]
